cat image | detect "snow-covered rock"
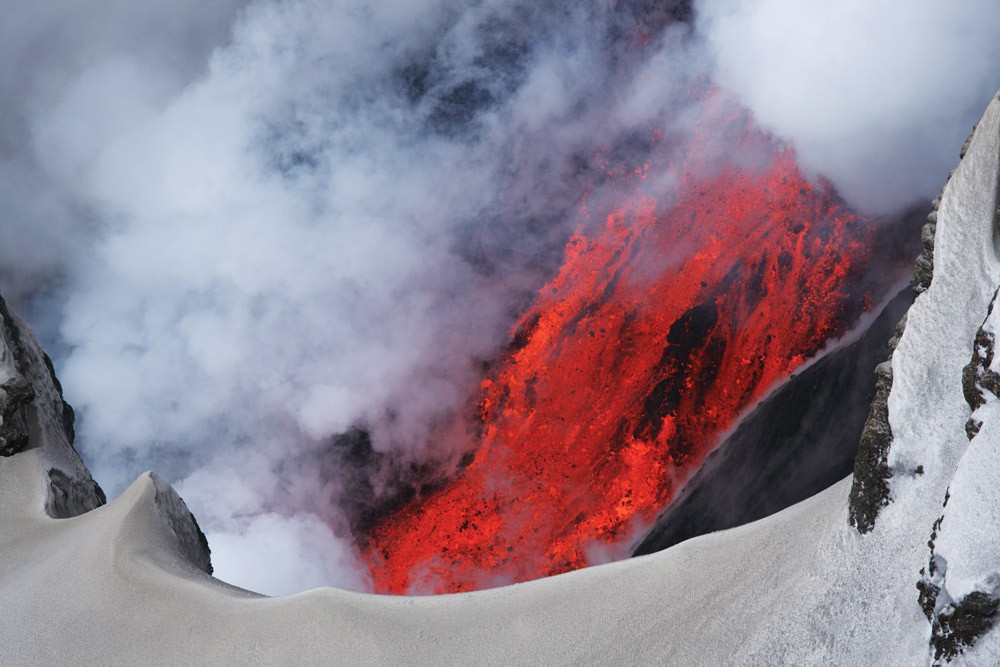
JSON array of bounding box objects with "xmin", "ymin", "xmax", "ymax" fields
[
  {"xmin": 1, "ymin": 91, "xmax": 999, "ymax": 666},
  {"xmin": 0, "ymin": 290, "xmax": 214, "ymax": 566},
  {"xmin": 0, "ymin": 294, "xmax": 106, "ymax": 517},
  {"xmin": 911, "ymin": 90, "xmax": 1000, "ymax": 662}
]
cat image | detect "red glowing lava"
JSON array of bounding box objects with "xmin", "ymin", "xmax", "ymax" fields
[{"xmin": 364, "ymin": 93, "xmax": 883, "ymax": 594}]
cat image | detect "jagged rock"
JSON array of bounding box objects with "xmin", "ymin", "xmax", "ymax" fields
[
  {"xmin": 933, "ymin": 592, "xmax": 1000, "ymax": 663},
  {"xmin": 849, "ymin": 94, "xmax": 998, "ymax": 538},
  {"xmin": 848, "ymin": 360, "xmax": 894, "ymax": 532},
  {"xmin": 0, "ymin": 293, "xmax": 105, "ymax": 517},
  {"xmin": 919, "ymin": 578, "xmax": 941, "ymax": 622},
  {"xmin": 918, "ymin": 494, "xmax": 949, "ymax": 623},
  {"xmin": 961, "ymin": 297, "xmax": 1000, "ymax": 415},
  {"xmin": 1, "ymin": 289, "xmax": 214, "ymax": 578},
  {"xmin": 148, "ymin": 472, "xmax": 214, "ymax": 576},
  {"xmin": 0, "ymin": 375, "xmax": 35, "ymax": 456},
  {"xmin": 46, "ymin": 468, "xmax": 107, "ymax": 520},
  {"xmin": 911, "ymin": 213, "xmax": 938, "ymax": 293}
]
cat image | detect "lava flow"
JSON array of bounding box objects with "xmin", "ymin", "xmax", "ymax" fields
[{"xmin": 364, "ymin": 94, "xmax": 886, "ymax": 595}]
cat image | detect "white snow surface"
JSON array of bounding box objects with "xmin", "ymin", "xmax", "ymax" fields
[
  {"xmin": 926, "ymin": 89, "xmax": 1000, "ymax": 664},
  {"xmin": 2, "ymin": 91, "xmax": 1000, "ymax": 666}
]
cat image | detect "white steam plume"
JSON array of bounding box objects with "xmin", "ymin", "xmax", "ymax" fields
[
  {"xmin": 698, "ymin": 0, "xmax": 1000, "ymax": 212},
  {"xmin": 0, "ymin": 0, "xmax": 246, "ymax": 302}
]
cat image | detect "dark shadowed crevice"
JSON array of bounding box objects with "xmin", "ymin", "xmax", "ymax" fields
[{"xmin": 634, "ymin": 286, "xmax": 913, "ymax": 555}]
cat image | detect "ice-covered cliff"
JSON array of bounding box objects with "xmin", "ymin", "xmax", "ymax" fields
[{"xmin": 1, "ymin": 91, "xmax": 999, "ymax": 666}]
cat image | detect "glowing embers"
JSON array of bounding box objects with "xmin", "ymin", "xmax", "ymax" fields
[{"xmin": 364, "ymin": 108, "xmax": 876, "ymax": 595}]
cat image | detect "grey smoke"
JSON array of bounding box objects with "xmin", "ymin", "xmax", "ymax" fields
[
  {"xmin": 0, "ymin": 1, "xmax": 997, "ymax": 595},
  {"xmin": 0, "ymin": 0, "xmax": 246, "ymax": 302}
]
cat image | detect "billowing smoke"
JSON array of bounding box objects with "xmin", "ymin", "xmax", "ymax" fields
[
  {"xmin": 0, "ymin": 1, "xmax": 997, "ymax": 595},
  {"xmin": 698, "ymin": 0, "xmax": 1000, "ymax": 212},
  {"xmin": 0, "ymin": 1, "xmax": 245, "ymax": 302}
]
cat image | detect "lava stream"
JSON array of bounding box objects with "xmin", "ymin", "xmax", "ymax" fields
[{"xmin": 364, "ymin": 96, "xmax": 883, "ymax": 595}]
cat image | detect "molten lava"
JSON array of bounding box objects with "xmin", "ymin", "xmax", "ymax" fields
[{"xmin": 364, "ymin": 94, "xmax": 883, "ymax": 594}]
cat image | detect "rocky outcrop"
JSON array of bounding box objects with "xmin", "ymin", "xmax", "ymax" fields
[
  {"xmin": 846, "ymin": 275, "xmax": 915, "ymax": 532},
  {"xmin": 149, "ymin": 472, "xmax": 214, "ymax": 575},
  {"xmin": 0, "ymin": 375, "xmax": 34, "ymax": 457},
  {"xmin": 0, "ymin": 296, "xmax": 35, "ymax": 457},
  {"xmin": 847, "ymin": 358, "xmax": 895, "ymax": 532},
  {"xmin": 921, "ymin": 498, "xmax": 1000, "ymax": 665},
  {"xmin": 0, "ymin": 291, "xmax": 209, "ymax": 572},
  {"xmin": 933, "ymin": 591, "xmax": 1000, "ymax": 663},
  {"xmin": 911, "ymin": 488, "xmax": 998, "ymax": 663},
  {"xmin": 962, "ymin": 288, "xmax": 1000, "ymax": 438},
  {"xmin": 911, "ymin": 208, "xmax": 937, "ymax": 293},
  {"xmin": 0, "ymin": 294, "xmax": 104, "ymax": 517}
]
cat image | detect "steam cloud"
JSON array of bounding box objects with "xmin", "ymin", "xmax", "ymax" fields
[
  {"xmin": 700, "ymin": 0, "xmax": 1000, "ymax": 212},
  {"xmin": 0, "ymin": 1, "xmax": 997, "ymax": 594}
]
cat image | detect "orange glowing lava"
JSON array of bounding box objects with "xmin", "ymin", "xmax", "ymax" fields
[{"xmin": 364, "ymin": 93, "xmax": 880, "ymax": 594}]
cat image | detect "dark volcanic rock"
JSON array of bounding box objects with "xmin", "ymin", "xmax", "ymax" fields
[
  {"xmin": 0, "ymin": 375, "xmax": 35, "ymax": 456},
  {"xmin": 911, "ymin": 211, "xmax": 937, "ymax": 294},
  {"xmin": 46, "ymin": 468, "xmax": 107, "ymax": 519},
  {"xmin": 848, "ymin": 359, "xmax": 895, "ymax": 533},
  {"xmin": 962, "ymin": 287, "xmax": 1000, "ymax": 428},
  {"xmin": 918, "ymin": 577, "xmax": 941, "ymax": 622},
  {"xmin": 0, "ymin": 294, "xmax": 78, "ymax": 455},
  {"xmin": 913, "ymin": 488, "xmax": 999, "ymax": 663},
  {"xmin": 1, "ymin": 292, "xmax": 106, "ymax": 520},
  {"xmin": 932, "ymin": 592, "xmax": 1000, "ymax": 663},
  {"xmin": 150, "ymin": 472, "xmax": 214, "ymax": 576}
]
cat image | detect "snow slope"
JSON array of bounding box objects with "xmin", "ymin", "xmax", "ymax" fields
[{"xmin": 1, "ymin": 91, "xmax": 998, "ymax": 666}]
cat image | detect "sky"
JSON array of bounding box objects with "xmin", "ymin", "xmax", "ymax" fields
[{"xmin": 0, "ymin": 0, "xmax": 997, "ymax": 595}]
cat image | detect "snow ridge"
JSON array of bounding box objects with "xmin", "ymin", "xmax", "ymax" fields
[{"xmin": 911, "ymin": 92, "xmax": 1000, "ymax": 663}]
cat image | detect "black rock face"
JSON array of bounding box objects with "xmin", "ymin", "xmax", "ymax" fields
[
  {"xmin": 0, "ymin": 294, "xmax": 77, "ymax": 456},
  {"xmin": 962, "ymin": 287, "xmax": 1000, "ymax": 427},
  {"xmin": 847, "ymin": 357, "xmax": 895, "ymax": 533},
  {"xmin": 0, "ymin": 375, "xmax": 34, "ymax": 457},
  {"xmin": 932, "ymin": 592, "xmax": 1000, "ymax": 662},
  {"xmin": 0, "ymin": 292, "xmax": 107, "ymax": 519},
  {"xmin": 633, "ymin": 287, "xmax": 913, "ymax": 557},
  {"xmin": 45, "ymin": 468, "xmax": 106, "ymax": 519}
]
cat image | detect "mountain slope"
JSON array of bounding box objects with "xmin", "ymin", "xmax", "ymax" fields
[{"xmin": 0, "ymin": 90, "xmax": 998, "ymax": 665}]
